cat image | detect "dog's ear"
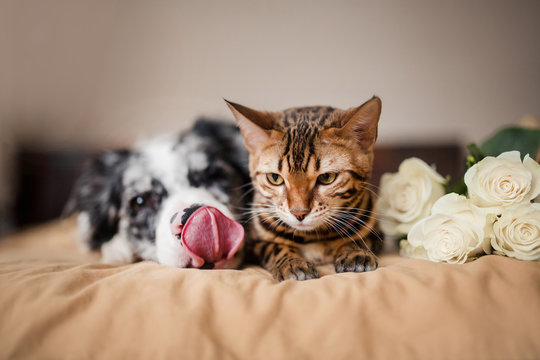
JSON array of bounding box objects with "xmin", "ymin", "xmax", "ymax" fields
[{"xmin": 65, "ymin": 150, "xmax": 131, "ymax": 251}]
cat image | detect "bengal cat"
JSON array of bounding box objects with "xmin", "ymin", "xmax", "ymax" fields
[{"xmin": 226, "ymin": 97, "xmax": 383, "ymax": 281}]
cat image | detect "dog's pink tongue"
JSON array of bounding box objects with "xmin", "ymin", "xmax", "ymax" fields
[{"xmin": 181, "ymin": 206, "xmax": 244, "ymax": 268}]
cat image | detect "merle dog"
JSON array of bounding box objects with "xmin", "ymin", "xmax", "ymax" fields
[{"xmin": 66, "ymin": 119, "xmax": 251, "ymax": 269}]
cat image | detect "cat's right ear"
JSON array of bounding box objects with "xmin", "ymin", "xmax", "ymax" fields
[{"xmin": 224, "ymin": 99, "xmax": 280, "ymax": 152}]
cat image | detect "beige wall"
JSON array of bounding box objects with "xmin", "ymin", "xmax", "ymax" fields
[
  {"xmin": 1, "ymin": 0, "xmax": 540, "ymax": 150},
  {"xmin": 1, "ymin": 2, "xmax": 15, "ymax": 230}
]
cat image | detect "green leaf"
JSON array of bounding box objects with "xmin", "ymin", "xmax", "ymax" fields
[
  {"xmin": 465, "ymin": 144, "xmax": 486, "ymax": 169},
  {"xmin": 446, "ymin": 143, "xmax": 484, "ymax": 196},
  {"xmin": 466, "ymin": 143, "xmax": 486, "ymax": 168},
  {"xmin": 447, "ymin": 177, "xmax": 467, "ymax": 196},
  {"xmin": 480, "ymin": 127, "xmax": 540, "ymax": 159}
]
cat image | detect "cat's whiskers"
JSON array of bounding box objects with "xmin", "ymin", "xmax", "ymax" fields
[
  {"xmin": 330, "ymin": 210, "xmax": 385, "ymax": 226},
  {"xmin": 329, "ymin": 209, "xmax": 385, "ymax": 246},
  {"xmin": 233, "ymin": 182, "xmax": 253, "ymax": 191},
  {"xmin": 361, "ymin": 182, "xmax": 382, "ymax": 195},
  {"xmin": 323, "ymin": 217, "xmax": 349, "ymax": 238},
  {"xmin": 326, "ymin": 214, "xmax": 378, "ymax": 260},
  {"xmin": 245, "ymin": 209, "xmax": 274, "ymax": 219},
  {"xmin": 323, "ymin": 216, "xmax": 378, "ymax": 260},
  {"xmin": 324, "ymin": 210, "xmax": 382, "ymax": 248},
  {"xmin": 331, "ymin": 207, "xmax": 382, "ymax": 231},
  {"xmin": 241, "ymin": 203, "xmax": 278, "ymax": 224},
  {"xmin": 244, "ymin": 203, "xmax": 286, "ymax": 231},
  {"xmin": 331, "ymin": 207, "xmax": 393, "ymax": 222},
  {"xmin": 268, "ymin": 217, "xmax": 285, "ymax": 232},
  {"xmin": 360, "ymin": 185, "xmax": 380, "ymax": 200},
  {"xmin": 241, "ymin": 203, "xmax": 275, "ymax": 213},
  {"xmin": 364, "ymin": 182, "xmax": 381, "ymax": 190},
  {"xmin": 232, "ymin": 201, "xmax": 272, "ymax": 212},
  {"xmin": 325, "ymin": 214, "xmax": 362, "ymax": 248},
  {"xmin": 238, "ymin": 186, "xmax": 255, "ymax": 202}
]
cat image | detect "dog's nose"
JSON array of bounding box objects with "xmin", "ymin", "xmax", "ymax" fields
[
  {"xmin": 170, "ymin": 204, "xmax": 204, "ymax": 238},
  {"xmin": 180, "ymin": 204, "xmax": 204, "ymax": 225},
  {"xmin": 290, "ymin": 209, "xmax": 310, "ymax": 222}
]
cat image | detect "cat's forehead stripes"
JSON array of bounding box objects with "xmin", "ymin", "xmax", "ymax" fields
[
  {"xmin": 281, "ymin": 106, "xmax": 338, "ymax": 129},
  {"xmin": 278, "ymin": 106, "xmax": 338, "ymax": 173}
]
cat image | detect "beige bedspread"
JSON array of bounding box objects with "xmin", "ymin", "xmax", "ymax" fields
[{"xmin": 1, "ymin": 219, "xmax": 539, "ymax": 359}]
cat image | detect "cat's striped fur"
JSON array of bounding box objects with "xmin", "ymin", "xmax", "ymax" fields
[{"xmin": 227, "ymin": 97, "xmax": 383, "ymax": 281}]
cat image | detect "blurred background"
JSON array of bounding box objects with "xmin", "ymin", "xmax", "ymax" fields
[{"xmin": 1, "ymin": 0, "xmax": 539, "ymax": 234}]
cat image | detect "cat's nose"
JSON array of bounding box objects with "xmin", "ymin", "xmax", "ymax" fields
[{"xmin": 290, "ymin": 209, "xmax": 310, "ymax": 222}]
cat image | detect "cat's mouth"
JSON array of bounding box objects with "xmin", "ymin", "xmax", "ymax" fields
[{"xmin": 283, "ymin": 214, "xmax": 324, "ymax": 231}]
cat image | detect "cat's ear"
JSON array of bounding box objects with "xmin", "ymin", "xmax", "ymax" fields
[
  {"xmin": 224, "ymin": 99, "xmax": 280, "ymax": 152},
  {"xmin": 337, "ymin": 96, "xmax": 382, "ymax": 150}
]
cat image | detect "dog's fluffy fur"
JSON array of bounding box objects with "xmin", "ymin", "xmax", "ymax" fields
[{"xmin": 66, "ymin": 119, "xmax": 251, "ymax": 268}]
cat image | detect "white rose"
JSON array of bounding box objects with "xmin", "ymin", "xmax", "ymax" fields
[
  {"xmin": 377, "ymin": 158, "xmax": 446, "ymax": 236},
  {"xmin": 491, "ymin": 203, "xmax": 540, "ymax": 261},
  {"xmin": 408, "ymin": 194, "xmax": 492, "ymax": 264},
  {"xmin": 399, "ymin": 239, "xmax": 428, "ymax": 260},
  {"xmin": 464, "ymin": 151, "xmax": 540, "ymax": 211}
]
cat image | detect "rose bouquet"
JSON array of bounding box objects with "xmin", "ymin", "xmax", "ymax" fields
[{"xmin": 377, "ymin": 126, "xmax": 540, "ymax": 263}]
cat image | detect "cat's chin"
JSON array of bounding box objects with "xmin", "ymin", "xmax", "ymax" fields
[
  {"xmin": 291, "ymin": 223, "xmax": 316, "ymax": 231},
  {"xmin": 285, "ymin": 220, "xmax": 321, "ymax": 232},
  {"xmin": 280, "ymin": 214, "xmax": 324, "ymax": 232}
]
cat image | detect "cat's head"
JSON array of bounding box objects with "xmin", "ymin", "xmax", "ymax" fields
[{"xmin": 225, "ymin": 97, "xmax": 381, "ymax": 232}]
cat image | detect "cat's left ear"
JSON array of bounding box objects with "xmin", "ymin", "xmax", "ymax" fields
[
  {"xmin": 338, "ymin": 96, "xmax": 382, "ymax": 150},
  {"xmin": 224, "ymin": 99, "xmax": 281, "ymax": 153}
]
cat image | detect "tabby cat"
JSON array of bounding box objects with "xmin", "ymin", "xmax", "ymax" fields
[{"xmin": 226, "ymin": 97, "xmax": 383, "ymax": 281}]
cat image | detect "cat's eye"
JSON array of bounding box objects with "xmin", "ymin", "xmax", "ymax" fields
[
  {"xmin": 266, "ymin": 173, "xmax": 284, "ymax": 186},
  {"xmin": 317, "ymin": 173, "xmax": 337, "ymax": 185}
]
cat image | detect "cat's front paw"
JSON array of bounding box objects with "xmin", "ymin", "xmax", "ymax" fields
[
  {"xmin": 271, "ymin": 258, "xmax": 319, "ymax": 281},
  {"xmin": 334, "ymin": 249, "xmax": 377, "ymax": 273}
]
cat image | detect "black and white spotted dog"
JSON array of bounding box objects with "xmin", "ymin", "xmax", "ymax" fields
[{"xmin": 66, "ymin": 119, "xmax": 251, "ymax": 269}]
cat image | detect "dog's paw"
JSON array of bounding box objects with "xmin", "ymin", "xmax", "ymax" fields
[
  {"xmin": 334, "ymin": 249, "xmax": 377, "ymax": 273},
  {"xmin": 100, "ymin": 234, "xmax": 134, "ymax": 265},
  {"xmin": 271, "ymin": 257, "xmax": 319, "ymax": 281}
]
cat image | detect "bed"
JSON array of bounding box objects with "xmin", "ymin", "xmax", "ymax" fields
[{"xmin": 1, "ymin": 217, "xmax": 539, "ymax": 359}]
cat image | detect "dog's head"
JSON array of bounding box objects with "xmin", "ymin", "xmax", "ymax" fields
[{"xmin": 66, "ymin": 119, "xmax": 251, "ymax": 269}]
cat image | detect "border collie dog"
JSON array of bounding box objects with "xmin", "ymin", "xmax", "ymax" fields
[{"xmin": 66, "ymin": 119, "xmax": 251, "ymax": 269}]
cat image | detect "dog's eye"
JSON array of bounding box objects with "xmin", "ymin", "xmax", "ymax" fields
[{"xmin": 129, "ymin": 193, "xmax": 153, "ymax": 214}]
